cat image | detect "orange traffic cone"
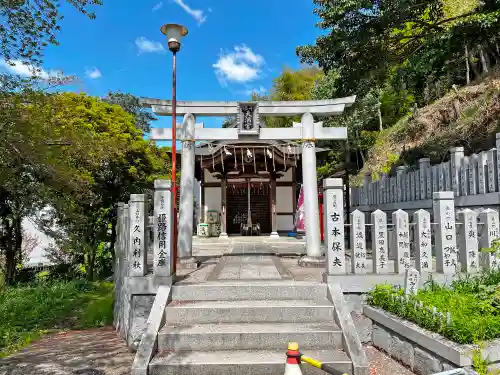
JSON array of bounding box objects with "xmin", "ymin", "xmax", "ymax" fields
[{"xmin": 284, "ymin": 342, "xmax": 303, "ymax": 375}]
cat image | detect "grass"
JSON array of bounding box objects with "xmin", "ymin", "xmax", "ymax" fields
[
  {"xmin": 368, "ymin": 270, "xmax": 500, "ymax": 345},
  {"xmin": 0, "ymin": 280, "xmax": 114, "ymax": 358}
]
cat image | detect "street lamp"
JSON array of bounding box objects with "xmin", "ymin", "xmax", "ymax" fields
[{"xmin": 161, "ymin": 23, "xmax": 188, "ymax": 274}]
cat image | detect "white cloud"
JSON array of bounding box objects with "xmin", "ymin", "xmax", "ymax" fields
[
  {"xmin": 172, "ymin": 0, "xmax": 207, "ymax": 25},
  {"xmin": 85, "ymin": 67, "xmax": 101, "ymax": 79},
  {"xmin": 152, "ymin": 2, "xmax": 163, "ymax": 11},
  {"xmin": 135, "ymin": 36, "xmax": 166, "ymax": 54},
  {"xmin": 0, "ymin": 59, "xmax": 61, "ymax": 80},
  {"xmin": 213, "ymin": 45, "xmax": 265, "ymax": 86}
]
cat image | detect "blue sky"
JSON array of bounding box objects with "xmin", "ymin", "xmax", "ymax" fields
[{"xmin": 0, "ymin": 0, "xmax": 324, "ymax": 136}]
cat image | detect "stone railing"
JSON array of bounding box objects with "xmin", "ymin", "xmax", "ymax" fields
[
  {"xmin": 323, "ymin": 178, "xmax": 499, "ymax": 278},
  {"xmin": 350, "ymin": 133, "xmax": 500, "ymax": 214}
]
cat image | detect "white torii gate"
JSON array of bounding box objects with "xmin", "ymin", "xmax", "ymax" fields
[{"xmin": 142, "ymin": 97, "xmax": 355, "ymax": 267}]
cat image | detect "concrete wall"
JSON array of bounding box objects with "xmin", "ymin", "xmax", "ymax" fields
[
  {"xmin": 276, "ymin": 186, "xmax": 294, "ymax": 231},
  {"xmin": 205, "ymin": 187, "xmax": 221, "ymax": 212}
]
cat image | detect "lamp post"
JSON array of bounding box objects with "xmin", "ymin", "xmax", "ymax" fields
[{"xmin": 161, "ymin": 23, "xmax": 188, "ymax": 274}]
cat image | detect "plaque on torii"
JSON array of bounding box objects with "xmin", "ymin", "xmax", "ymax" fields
[{"xmin": 141, "ymin": 96, "xmax": 355, "ymax": 270}]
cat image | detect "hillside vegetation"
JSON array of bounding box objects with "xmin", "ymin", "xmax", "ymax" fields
[{"xmin": 356, "ymin": 74, "xmax": 500, "ymax": 183}]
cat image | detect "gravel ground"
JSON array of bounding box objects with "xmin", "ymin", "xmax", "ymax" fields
[{"xmin": 0, "ymin": 327, "xmax": 416, "ymax": 375}]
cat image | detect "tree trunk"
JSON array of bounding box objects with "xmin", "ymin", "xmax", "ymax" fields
[
  {"xmin": 87, "ymin": 246, "xmax": 96, "ymax": 281},
  {"xmin": 479, "ymin": 45, "xmax": 489, "ymax": 74},
  {"xmin": 377, "ymin": 104, "xmax": 383, "ymax": 131},
  {"xmin": 467, "ymin": 48, "xmax": 480, "ymax": 78},
  {"xmin": 465, "ymin": 45, "xmax": 470, "ymax": 84},
  {"xmin": 13, "ymin": 216, "xmax": 22, "ymax": 270},
  {"xmin": 4, "ymin": 219, "xmax": 15, "ymax": 285}
]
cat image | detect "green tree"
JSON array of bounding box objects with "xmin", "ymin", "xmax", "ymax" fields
[{"xmin": 102, "ymin": 91, "xmax": 156, "ymax": 133}]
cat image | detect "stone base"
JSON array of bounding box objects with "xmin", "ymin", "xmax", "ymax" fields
[
  {"xmin": 298, "ymin": 255, "xmax": 326, "ymax": 268},
  {"xmin": 177, "ymin": 257, "xmax": 200, "ymax": 269},
  {"xmin": 269, "ymin": 232, "xmax": 280, "ymax": 239},
  {"xmin": 219, "ymin": 232, "xmax": 229, "ymax": 239}
]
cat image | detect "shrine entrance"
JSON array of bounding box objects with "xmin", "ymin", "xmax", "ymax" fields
[{"xmin": 227, "ymin": 181, "xmax": 271, "ymax": 235}]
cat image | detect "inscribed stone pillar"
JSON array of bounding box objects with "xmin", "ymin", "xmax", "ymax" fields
[
  {"xmin": 487, "ymin": 148, "xmax": 497, "ymax": 193},
  {"xmin": 469, "ymin": 154, "xmax": 478, "ymax": 195},
  {"xmin": 450, "ymin": 147, "xmax": 464, "ymax": 196},
  {"xmin": 396, "ymin": 166, "xmax": 405, "ymax": 202},
  {"xmin": 390, "ymin": 177, "xmax": 396, "ymax": 203},
  {"xmin": 438, "ymin": 163, "xmax": 445, "ymax": 192},
  {"xmin": 415, "ymin": 170, "xmax": 421, "ymax": 200},
  {"xmin": 496, "ymin": 133, "xmax": 500, "ymax": 192},
  {"xmin": 323, "ymin": 178, "xmax": 346, "ymax": 274},
  {"xmin": 433, "ymin": 192, "xmax": 457, "ymax": 274},
  {"xmin": 178, "ymin": 113, "xmax": 198, "ymax": 267},
  {"xmin": 301, "ymin": 113, "xmax": 323, "ymax": 261},
  {"xmin": 153, "ymin": 180, "xmax": 174, "ymax": 277},
  {"xmin": 364, "ymin": 173, "xmax": 372, "ymax": 206},
  {"xmin": 443, "ymin": 161, "xmax": 451, "ymax": 191},
  {"xmin": 419, "ymin": 158, "xmax": 431, "ymax": 200},
  {"xmin": 410, "ymin": 172, "xmax": 416, "ymax": 201},
  {"xmin": 479, "ymin": 209, "xmax": 500, "ymax": 270},
  {"xmin": 432, "ymin": 165, "xmax": 439, "ymax": 194},
  {"xmin": 404, "ymin": 267, "xmax": 420, "ymax": 295},
  {"xmin": 457, "ymin": 209, "xmax": 479, "ymax": 273},
  {"xmin": 129, "ymin": 194, "xmax": 147, "ymax": 277},
  {"xmin": 380, "ymin": 174, "xmax": 386, "ymax": 204},
  {"xmin": 270, "ymin": 177, "xmax": 279, "ymax": 238},
  {"xmin": 404, "ymin": 172, "xmax": 409, "ymax": 202},
  {"xmin": 350, "ymin": 210, "xmax": 367, "ymax": 274},
  {"xmin": 371, "ymin": 209, "xmax": 389, "ymax": 274},
  {"xmin": 220, "ymin": 177, "xmax": 228, "ymax": 238},
  {"xmin": 393, "ymin": 209, "xmax": 410, "ymax": 274},
  {"xmin": 477, "ymin": 152, "xmax": 487, "ymax": 194},
  {"xmin": 413, "ymin": 209, "xmax": 432, "ymax": 273},
  {"xmin": 461, "ymin": 157, "xmax": 469, "ymax": 196}
]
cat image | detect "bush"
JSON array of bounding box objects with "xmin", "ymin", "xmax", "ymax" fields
[
  {"xmin": 367, "ymin": 270, "xmax": 500, "ymax": 344},
  {"xmin": 0, "ymin": 280, "xmax": 114, "ymax": 357}
]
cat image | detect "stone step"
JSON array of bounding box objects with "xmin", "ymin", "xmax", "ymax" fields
[
  {"xmin": 149, "ymin": 349, "xmax": 352, "ymax": 375},
  {"xmin": 171, "ymin": 281, "xmax": 327, "ymax": 301},
  {"xmin": 158, "ymin": 322, "xmax": 343, "ymax": 351},
  {"xmin": 165, "ymin": 299, "xmax": 335, "ymax": 325}
]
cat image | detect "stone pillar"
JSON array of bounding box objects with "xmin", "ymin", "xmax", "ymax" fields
[
  {"xmin": 270, "ymin": 176, "xmax": 279, "ymax": 238},
  {"xmin": 300, "ymin": 113, "xmax": 323, "ymax": 264},
  {"xmin": 457, "ymin": 209, "xmax": 478, "ymax": 273},
  {"xmin": 487, "ymin": 148, "xmax": 497, "ymax": 193},
  {"xmin": 371, "ymin": 210, "xmax": 388, "ymax": 274},
  {"xmin": 433, "ymin": 192, "xmax": 457, "ymax": 274},
  {"xmin": 443, "ymin": 161, "xmax": 451, "ymax": 191},
  {"xmin": 153, "ymin": 180, "xmax": 174, "ymax": 277},
  {"xmin": 415, "ymin": 170, "xmax": 421, "ymax": 200},
  {"xmin": 478, "ymin": 152, "xmax": 487, "ymax": 194},
  {"xmin": 322, "ymin": 178, "xmax": 346, "ymax": 275},
  {"xmin": 178, "ymin": 113, "xmax": 198, "ymax": 268},
  {"xmin": 469, "ymin": 154, "xmax": 478, "ymax": 195},
  {"xmin": 404, "ymin": 172, "xmax": 409, "ymax": 202},
  {"xmin": 496, "ymin": 133, "xmax": 500, "ymax": 192},
  {"xmin": 350, "ymin": 210, "xmax": 366, "ymax": 274},
  {"xmin": 479, "ymin": 209, "xmax": 500, "ymax": 270},
  {"xmin": 450, "ymin": 147, "xmax": 464, "ymax": 196},
  {"xmin": 128, "ymin": 194, "xmax": 147, "ymax": 277},
  {"xmin": 432, "ymin": 165, "xmax": 438, "ymax": 194},
  {"xmin": 123, "ymin": 204, "xmax": 130, "ymax": 273},
  {"xmin": 396, "ymin": 166, "xmax": 405, "ymax": 202},
  {"xmin": 419, "ymin": 158, "xmax": 431, "ymax": 200},
  {"xmin": 461, "ymin": 156, "xmax": 469, "ymax": 196},
  {"xmin": 438, "ymin": 163, "xmax": 445, "ymax": 191},
  {"xmin": 413, "ymin": 209, "xmax": 432, "ymax": 273},
  {"xmin": 393, "ymin": 209, "xmax": 410, "ymax": 274},
  {"xmin": 220, "ymin": 177, "xmax": 228, "ymax": 238}
]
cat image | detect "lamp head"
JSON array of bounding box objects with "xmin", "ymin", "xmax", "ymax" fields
[{"xmin": 160, "ymin": 23, "xmax": 188, "ymax": 53}]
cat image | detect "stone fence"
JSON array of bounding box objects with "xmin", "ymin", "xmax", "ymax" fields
[{"xmin": 350, "ymin": 133, "xmax": 500, "ymax": 215}]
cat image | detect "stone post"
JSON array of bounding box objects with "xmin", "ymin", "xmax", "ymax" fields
[
  {"xmin": 178, "ymin": 113, "xmax": 198, "ymax": 268},
  {"xmin": 300, "ymin": 113, "xmax": 323, "ymax": 264},
  {"xmin": 390, "ymin": 177, "xmax": 396, "ymax": 203},
  {"xmin": 419, "ymin": 158, "xmax": 431, "ymax": 200},
  {"xmin": 371, "ymin": 210, "xmax": 388, "ymax": 274},
  {"xmin": 404, "ymin": 172, "xmax": 409, "ymax": 202},
  {"xmin": 393, "ymin": 209, "xmax": 410, "ymax": 274},
  {"xmin": 410, "ymin": 172, "xmax": 416, "ymax": 201},
  {"xmin": 469, "ymin": 154, "xmax": 478, "ymax": 195},
  {"xmin": 433, "ymin": 192, "xmax": 457, "ymax": 274},
  {"xmin": 461, "ymin": 156, "xmax": 469, "ymax": 196},
  {"xmin": 322, "ymin": 178, "xmax": 346, "ymax": 274},
  {"xmin": 487, "ymin": 148, "xmax": 497, "ymax": 193},
  {"xmin": 413, "ymin": 209, "xmax": 432, "ymax": 273},
  {"xmin": 153, "ymin": 180, "xmax": 174, "ymax": 277},
  {"xmin": 415, "ymin": 170, "xmax": 421, "ymax": 200},
  {"xmin": 496, "ymin": 133, "xmax": 500, "ymax": 192},
  {"xmin": 443, "ymin": 161, "xmax": 451, "ymax": 191},
  {"xmin": 128, "ymin": 194, "xmax": 147, "ymax": 277},
  {"xmin": 363, "ymin": 173, "xmax": 372, "ymax": 206},
  {"xmin": 270, "ymin": 177, "xmax": 279, "ymax": 238},
  {"xmin": 396, "ymin": 166, "xmax": 405, "ymax": 202},
  {"xmin": 432, "ymin": 165, "xmax": 438, "ymax": 194},
  {"xmin": 350, "ymin": 210, "xmax": 367, "ymax": 274},
  {"xmin": 450, "ymin": 147, "xmax": 464, "ymax": 196},
  {"xmin": 457, "ymin": 209, "xmax": 479, "ymax": 273},
  {"xmin": 438, "ymin": 163, "xmax": 445, "ymax": 191},
  {"xmin": 479, "ymin": 209, "xmax": 500, "ymax": 270},
  {"xmin": 220, "ymin": 177, "xmax": 228, "ymax": 238},
  {"xmin": 478, "ymin": 151, "xmax": 488, "ymax": 194},
  {"xmin": 404, "ymin": 268, "xmax": 420, "ymax": 295}
]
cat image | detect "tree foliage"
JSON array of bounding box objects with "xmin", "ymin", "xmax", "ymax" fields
[{"xmin": 102, "ymin": 91, "xmax": 156, "ymax": 133}]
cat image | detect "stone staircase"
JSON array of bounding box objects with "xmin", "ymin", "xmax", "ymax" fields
[{"xmin": 136, "ymin": 281, "xmax": 368, "ymax": 375}]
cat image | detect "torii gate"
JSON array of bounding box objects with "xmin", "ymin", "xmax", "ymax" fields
[{"xmin": 141, "ymin": 97, "xmax": 355, "ymax": 267}]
